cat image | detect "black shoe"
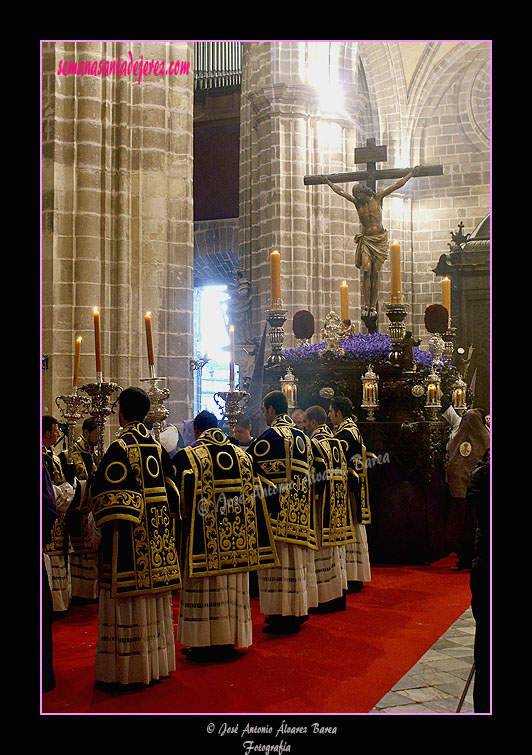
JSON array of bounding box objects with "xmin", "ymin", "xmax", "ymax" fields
[
  {"xmin": 262, "ymin": 617, "xmax": 301, "ymax": 634},
  {"xmin": 310, "ymin": 595, "xmax": 347, "ymax": 613},
  {"xmin": 264, "ymin": 614, "xmax": 282, "ymax": 624},
  {"xmin": 346, "ymin": 581, "xmax": 363, "ymax": 593},
  {"xmin": 181, "ymin": 645, "xmax": 239, "ymax": 661}
]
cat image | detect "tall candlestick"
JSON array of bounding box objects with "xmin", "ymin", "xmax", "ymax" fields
[
  {"xmin": 270, "ymin": 250, "xmax": 281, "ymax": 309},
  {"xmin": 144, "ymin": 311, "xmax": 155, "ymax": 366},
  {"xmin": 390, "ymin": 242, "xmax": 401, "ymax": 304},
  {"xmin": 93, "ymin": 307, "xmax": 102, "ymax": 375},
  {"xmin": 340, "ymin": 281, "xmax": 349, "ymax": 321},
  {"xmin": 442, "ymin": 277, "xmax": 451, "ymax": 323},
  {"xmin": 73, "ymin": 337, "xmax": 82, "ymax": 388},
  {"xmin": 229, "ymin": 324, "xmax": 235, "ymax": 391}
]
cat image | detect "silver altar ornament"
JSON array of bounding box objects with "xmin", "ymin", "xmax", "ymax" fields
[
  {"xmin": 80, "ymin": 374, "xmax": 122, "ymax": 467},
  {"xmin": 55, "ymin": 389, "xmax": 92, "ymax": 464},
  {"xmin": 451, "ymin": 374, "xmax": 468, "ymax": 416},
  {"xmin": 266, "ymin": 305, "xmax": 288, "ymax": 368},
  {"xmin": 424, "ymin": 365, "xmax": 442, "ymax": 422},
  {"xmin": 280, "ymin": 366, "xmax": 299, "ymax": 410},
  {"xmin": 214, "ymin": 389, "xmax": 251, "ymax": 437},
  {"xmin": 427, "ymin": 333, "xmax": 446, "ymax": 367},
  {"xmin": 361, "ymin": 364, "xmax": 379, "ymax": 421},
  {"xmin": 320, "ymin": 311, "xmax": 345, "ymax": 356},
  {"xmin": 140, "ymin": 365, "xmax": 170, "ymax": 444}
]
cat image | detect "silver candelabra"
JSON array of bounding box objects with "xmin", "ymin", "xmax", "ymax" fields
[
  {"xmin": 80, "ymin": 373, "xmax": 122, "ymax": 467},
  {"xmin": 385, "ymin": 302, "xmax": 408, "ymax": 365},
  {"xmin": 266, "ymin": 306, "xmax": 288, "ymax": 368},
  {"xmin": 140, "ymin": 365, "xmax": 170, "ymax": 444},
  {"xmin": 55, "ymin": 388, "xmax": 92, "ymax": 464},
  {"xmin": 214, "ymin": 389, "xmax": 250, "ymax": 437}
]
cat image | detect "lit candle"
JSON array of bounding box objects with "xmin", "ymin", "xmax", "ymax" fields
[
  {"xmin": 144, "ymin": 311, "xmax": 155, "ymax": 366},
  {"xmin": 442, "ymin": 277, "xmax": 451, "ymax": 324},
  {"xmin": 73, "ymin": 337, "xmax": 82, "ymax": 388},
  {"xmin": 270, "ymin": 250, "xmax": 281, "ymax": 309},
  {"xmin": 229, "ymin": 324, "xmax": 235, "ymax": 391},
  {"xmin": 427, "ymin": 384, "xmax": 436, "ymax": 403},
  {"xmin": 390, "ymin": 242, "xmax": 401, "ymax": 304},
  {"xmin": 340, "ymin": 281, "xmax": 349, "ymax": 321},
  {"xmin": 93, "ymin": 307, "xmax": 102, "ymax": 374},
  {"xmin": 367, "ymin": 384, "xmax": 374, "ymax": 402}
]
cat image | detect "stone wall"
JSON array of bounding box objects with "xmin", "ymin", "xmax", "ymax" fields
[{"xmin": 42, "ymin": 41, "xmax": 194, "ymax": 438}]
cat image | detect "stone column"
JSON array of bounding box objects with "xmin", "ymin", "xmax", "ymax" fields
[
  {"xmin": 239, "ymin": 41, "xmax": 361, "ymax": 352},
  {"xmin": 42, "ymin": 41, "xmax": 194, "ymax": 441}
]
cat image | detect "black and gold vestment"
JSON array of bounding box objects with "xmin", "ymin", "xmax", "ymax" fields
[
  {"xmin": 310, "ymin": 424, "xmax": 356, "ymax": 546},
  {"xmin": 334, "ymin": 417, "xmax": 373, "ymax": 525},
  {"xmin": 90, "ymin": 421, "xmax": 182, "ymax": 598},
  {"xmin": 247, "ymin": 414, "xmax": 317, "ymax": 550},
  {"xmin": 59, "ymin": 435, "xmax": 98, "ymax": 554},
  {"xmin": 42, "ymin": 446, "xmax": 74, "ymax": 557},
  {"xmin": 172, "ymin": 427, "xmax": 279, "ymax": 579}
]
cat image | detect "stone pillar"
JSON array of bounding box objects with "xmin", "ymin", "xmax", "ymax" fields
[
  {"xmin": 42, "ymin": 41, "xmax": 194, "ymax": 440},
  {"xmin": 239, "ymin": 41, "xmax": 361, "ymax": 352}
]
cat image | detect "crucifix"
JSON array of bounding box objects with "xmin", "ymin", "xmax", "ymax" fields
[{"xmin": 305, "ymin": 138, "xmax": 443, "ymax": 331}]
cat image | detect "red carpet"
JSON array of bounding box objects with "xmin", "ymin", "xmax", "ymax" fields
[{"xmin": 41, "ymin": 556, "xmax": 471, "ymax": 715}]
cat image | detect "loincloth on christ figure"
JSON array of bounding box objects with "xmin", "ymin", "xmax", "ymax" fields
[{"xmin": 354, "ymin": 230, "xmax": 389, "ymax": 273}]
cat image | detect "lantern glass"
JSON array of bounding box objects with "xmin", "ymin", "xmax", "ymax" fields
[
  {"xmin": 280, "ymin": 368, "xmax": 298, "ymax": 409},
  {"xmin": 364, "ymin": 381, "xmax": 378, "ymax": 405}
]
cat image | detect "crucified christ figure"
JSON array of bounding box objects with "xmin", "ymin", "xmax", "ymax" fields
[{"xmin": 323, "ymin": 165, "xmax": 422, "ymax": 316}]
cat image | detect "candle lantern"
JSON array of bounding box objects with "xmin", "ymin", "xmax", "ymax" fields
[
  {"xmin": 424, "ymin": 365, "xmax": 442, "ymax": 421},
  {"xmin": 451, "ymin": 374, "xmax": 468, "ymax": 416},
  {"xmin": 280, "ymin": 366, "xmax": 299, "ymax": 410},
  {"xmin": 361, "ymin": 364, "xmax": 379, "ymax": 421}
]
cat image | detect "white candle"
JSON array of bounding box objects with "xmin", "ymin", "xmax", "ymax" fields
[{"xmin": 229, "ymin": 324, "xmax": 235, "ymax": 391}]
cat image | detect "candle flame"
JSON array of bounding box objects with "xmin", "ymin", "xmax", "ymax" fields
[
  {"xmin": 342, "ymin": 280, "xmax": 347, "ymax": 286},
  {"xmin": 93, "ymin": 306, "xmax": 99, "ymax": 314},
  {"xmin": 229, "ymin": 325, "xmax": 234, "ymax": 333},
  {"xmin": 76, "ymin": 336, "xmax": 82, "ymax": 343},
  {"xmin": 146, "ymin": 311, "xmax": 151, "ymax": 317}
]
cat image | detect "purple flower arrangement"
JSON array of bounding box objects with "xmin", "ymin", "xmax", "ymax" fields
[{"xmin": 283, "ymin": 332, "xmax": 442, "ymax": 367}]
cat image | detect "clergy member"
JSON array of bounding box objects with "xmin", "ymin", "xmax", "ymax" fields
[
  {"xmin": 304, "ymin": 405, "xmax": 355, "ymax": 613},
  {"xmin": 233, "ymin": 413, "xmax": 255, "ymax": 450},
  {"xmin": 42, "ymin": 416, "xmax": 77, "ymax": 613},
  {"xmin": 328, "ymin": 396, "xmax": 373, "ymax": 592},
  {"xmin": 247, "ymin": 391, "xmax": 318, "ymax": 634},
  {"xmin": 172, "ymin": 410, "xmax": 278, "ymax": 661},
  {"xmin": 59, "ymin": 418, "xmax": 101, "ymax": 601},
  {"xmin": 90, "ymin": 387, "xmax": 182, "ymax": 686}
]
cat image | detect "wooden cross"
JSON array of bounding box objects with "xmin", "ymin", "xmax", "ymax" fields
[{"xmin": 304, "ymin": 137, "xmax": 443, "ymax": 191}]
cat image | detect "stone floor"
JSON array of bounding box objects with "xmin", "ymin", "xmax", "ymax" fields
[{"xmin": 370, "ymin": 606, "xmax": 477, "ymax": 714}]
